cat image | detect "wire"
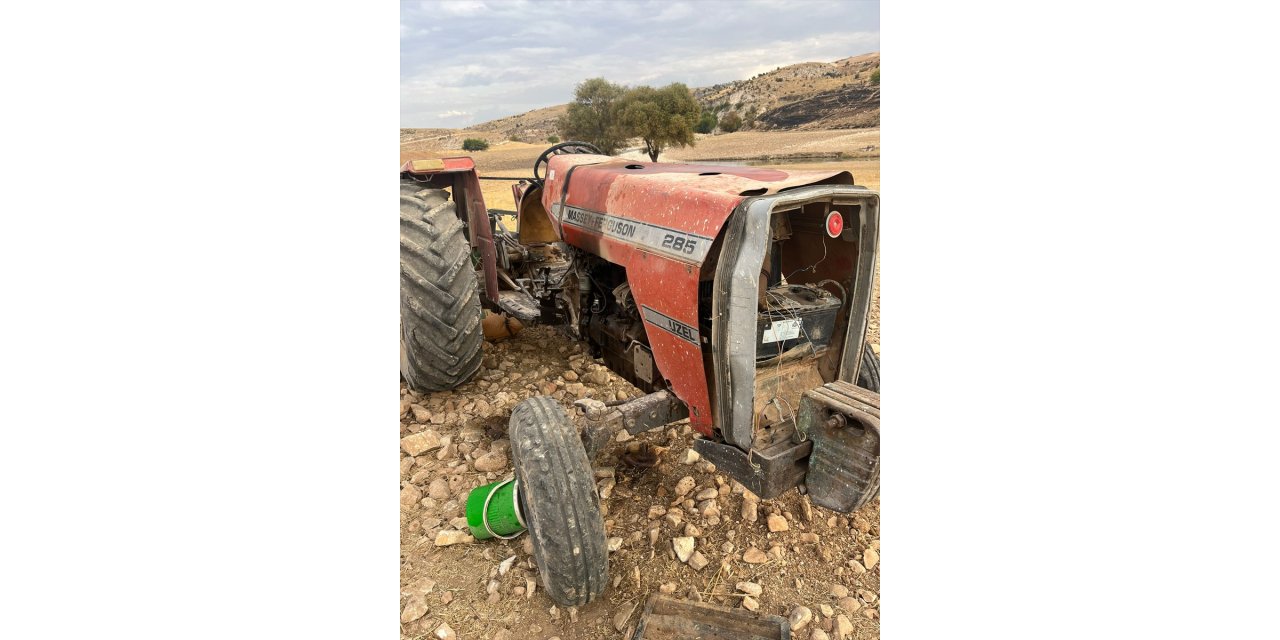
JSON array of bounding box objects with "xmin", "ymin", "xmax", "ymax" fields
[
  {"xmin": 815, "ymin": 279, "xmax": 846, "ymax": 302},
  {"xmin": 784, "ymin": 233, "xmax": 828, "ymax": 282}
]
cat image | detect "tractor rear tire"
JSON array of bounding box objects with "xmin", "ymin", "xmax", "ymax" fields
[
  {"xmin": 400, "ymin": 186, "xmax": 483, "ymax": 391},
  {"xmin": 857, "ymin": 343, "xmax": 880, "ymax": 393},
  {"xmin": 509, "ymin": 397, "xmax": 608, "ymax": 606}
]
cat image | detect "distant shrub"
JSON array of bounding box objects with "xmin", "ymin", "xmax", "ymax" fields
[
  {"xmin": 870, "ymin": 69, "xmax": 880, "ymax": 85},
  {"xmin": 547, "ymin": 135, "xmax": 560, "ymax": 143},
  {"xmin": 694, "ymin": 112, "xmax": 717, "ymax": 134},
  {"xmin": 719, "ymin": 111, "xmax": 743, "ymax": 133},
  {"xmin": 462, "ymin": 138, "xmax": 489, "ymax": 151}
]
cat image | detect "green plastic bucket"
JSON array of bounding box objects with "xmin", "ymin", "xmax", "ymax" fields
[{"xmin": 465, "ymin": 478, "xmax": 527, "ymax": 540}]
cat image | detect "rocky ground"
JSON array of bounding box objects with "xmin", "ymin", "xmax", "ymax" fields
[{"xmin": 400, "ymin": 267, "xmax": 881, "ymax": 639}]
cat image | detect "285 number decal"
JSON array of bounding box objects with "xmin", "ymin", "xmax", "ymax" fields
[{"xmin": 661, "ymin": 234, "xmax": 697, "ymax": 255}]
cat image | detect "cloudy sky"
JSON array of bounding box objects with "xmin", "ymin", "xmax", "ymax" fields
[{"xmin": 401, "ymin": 0, "xmax": 879, "ymax": 128}]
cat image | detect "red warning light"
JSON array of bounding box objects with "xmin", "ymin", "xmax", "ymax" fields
[{"xmin": 825, "ymin": 211, "xmax": 844, "ymax": 238}]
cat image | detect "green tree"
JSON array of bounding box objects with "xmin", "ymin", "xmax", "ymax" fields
[
  {"xmin": 694, "ymin": 111, "xmax": 717, "ymax": 134},
  {"xmin": 718, "ymin": 111, "xmax": 743, "ymax": 133},
  {"xmin": 546, "ymin": 135, "xmax": 560, "ymax": 143},
  {"xmin": 615, "ymin": 83, "xmax": 700, "ymax": 161},
  {"xmin": 558, "ymin": 78, "xmax": 627, "ymax": 155},
  {"xmin": 462, "ymin": 138, "xmax": 489, "ymax": 151},
  {"xmin": 870, "ymin": 69, "xmax": 880, "ymax": 85}
]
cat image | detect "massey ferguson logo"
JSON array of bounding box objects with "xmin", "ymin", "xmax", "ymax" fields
[
  {"xmin": 564, "ymin": 208, "xmax": 638, "ymax": 239},
  {"xmin": 561, "ymin": 205, "xmax": 713, "ymax": 265}
]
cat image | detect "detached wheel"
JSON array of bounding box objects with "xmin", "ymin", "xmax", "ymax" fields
[
  {"xmin": 857, "ymin": 343, "xmax": 880, "ymax": 393},
  {"xmin": 510, "ymin": 397, "xmax": 608, "ymax": 606},
  {"xmin": 400, "ymin": 183, "xmax": 483, "ymax": 391}
]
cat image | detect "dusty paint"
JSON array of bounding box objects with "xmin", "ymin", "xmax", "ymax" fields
[{"xmin": 534, "ymin": 156, "xmax": 854, "ymax": 436}]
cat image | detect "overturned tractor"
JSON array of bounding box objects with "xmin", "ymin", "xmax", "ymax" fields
[{"xmin": 401, "ymin": 142, "xmax": 879, "ymax": 606}]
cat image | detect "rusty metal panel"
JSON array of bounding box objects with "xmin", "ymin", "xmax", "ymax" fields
[
  {"xmin": 398, "ymin": 156, "xmax": 475, "ymax": 174},
  {"xmin": 800, "ymin": 380, "xmax": 880, "ymax": 513},
  {"xmin": 693, "ymin": 437, "xmax": 811, "ymax": 500},
  {"xmin": 456, "ymin": 169, "xmax": 499, "ymax": 302}
]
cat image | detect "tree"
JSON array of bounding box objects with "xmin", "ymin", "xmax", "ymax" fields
[
  {"xmin": 870, "ymin": 69, "xmax": 880, "ymax": 85},
  {"xmin": 615, "ymin": 83, "xmax": 700, "ymax": 161},
  {"xmin": 694, "ymin": 111, "xmax": 717, "ymax": 134},
  {"xmin": 462, "ymin": 138, "xmax": 489, "ymax": 151},
  {"xmin": 558, "ymin": 78, "xmax": 627, "ymax": 155},
  {"xmin": 718, "ymin": 111, "xmax": 743, "ymax": 133},
  {"xmin": 743, "ymin": 105, "xmax": 760, "ymax": 130},
  {"xmin": 546, "ymin": 135, "xmax": 560, "ymax": 143}
]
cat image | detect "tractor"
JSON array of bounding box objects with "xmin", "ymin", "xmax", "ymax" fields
[{"xmin": 400, "ymin": 142, "xmax": 880, "ymax": 607}]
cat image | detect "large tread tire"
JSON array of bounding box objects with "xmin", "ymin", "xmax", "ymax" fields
[
  {"xmin": 400, "ymin": 186, "xmax": 483, "ymax": 391},
  {"xmin": 509, "ymin": 397, "xmax": 608, "ymax": 606},
  {"xmin": 857, "ymin": 343, "xmax": 880, "ymax": 393}
]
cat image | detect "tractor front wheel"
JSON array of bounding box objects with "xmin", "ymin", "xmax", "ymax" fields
[
  {"xmin": 857, "ymin": 343, "xmax": 880, "ymax": 393},
  {"xmin": 509, "ymin": 396, "xmax": 608, "ymax": 606},
  {"xmin": 400, "ymin": 184, "xmax": 484, "ymax": 391}
]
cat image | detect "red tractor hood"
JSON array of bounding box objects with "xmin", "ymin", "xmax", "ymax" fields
[
  {"xmin": 537, "ymin": 154, "xmax": 858, "ymax": 435},
  {"xmin": 541, "ymin": 155, "xmax": 854, "ymax": 245}
]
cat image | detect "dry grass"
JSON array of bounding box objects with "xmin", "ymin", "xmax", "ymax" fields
[{"xmin": 401, "ymin": 130, "xmax": 880, "ymax": 214}]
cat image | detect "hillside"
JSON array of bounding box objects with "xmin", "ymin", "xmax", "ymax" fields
[
  {"xmin": 414, "ymin": 53, "xmax": 879, "ymax": 144},
  {"xmin": 694, "ymin": 52, "xmax": 880, "ymax": 130}
]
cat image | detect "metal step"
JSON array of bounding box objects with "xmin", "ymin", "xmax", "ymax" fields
[{"xmin": 496, "ymin": 290, "xmax": 540, "ymax": 324}]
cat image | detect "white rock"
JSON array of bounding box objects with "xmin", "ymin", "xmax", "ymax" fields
[
  {"xmin": 682, "ymin": 449, "xmax": 701, "ymax": 464},
  {"xmin": 400, "ymin": 595, "xmax": 428, "ymax": 623},
  {"xmin": 474, "ymin": 451, "xmax": 508, "ymax": 472},
  {"xmin": 400, "ymin": 484, "xmax": 422, "ymax": 508},
  {"xmin": 673, "ymin": 536, "xmax": 696, "ymax": 563},
  {"xmin": 836, "ymin": 614, "xmax": 854, "ymax": 637},
  {"xmin": 674, "ymin": 476, "xmax": 696, "ymax": 497},
  {"xmin": 401, "ymin": 430, "xmax": 443, "ymax": 456},
  {"xmin": 608, "ymin": 537, "xmax": 623, "ymax": 552},
  {"xmin": 434, "ymin": 530, "xmax": 472, "ymax": 546},
  {"xmin": 789, "ymin": 605, "xmax": 813, "ymax": 631},
  {"xmin": 498, "ymin": 555, "xmax": 516, "ymax": 575},
  {"xmin": 434, "ymin": 621, "xmax": 456, "ymax": 640},
  {"xmin": 736, "ymin": 581, "xmax": 763, "ymax": 597}
]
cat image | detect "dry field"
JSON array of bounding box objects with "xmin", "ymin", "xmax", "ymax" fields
[
  {"xmin": 401, "ymin": 129, "xmax": 880, "ymax": 212},
  {"xmin": 400, "ymin": 128, "xmax": 881, "ymax": 640}
]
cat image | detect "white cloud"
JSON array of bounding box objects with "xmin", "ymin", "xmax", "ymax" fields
[
  {"xmin": 437, "ymin": 0, "xmax": 488, "ymax": 16},
  {"xmin": 401, "ymin": 0, "xmax": 879, "ymax": 127}
]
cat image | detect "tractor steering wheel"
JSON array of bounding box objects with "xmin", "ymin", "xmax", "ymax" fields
[{"xmin": 533, "ymin": 141, "xmax": 604, "ymax": 182}]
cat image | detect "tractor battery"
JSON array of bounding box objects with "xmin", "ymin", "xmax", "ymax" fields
[{"xmin": 756, "ymin": 284, "xmax": 842, "ymax": 360}]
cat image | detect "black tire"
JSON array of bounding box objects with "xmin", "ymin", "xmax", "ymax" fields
[
  {"xmin": 509, "ymin": 397, "xmax": 608, "ymax": 606},
  {"xmin": 400, "ymin": 185, "xmax": 483, "ymax": 391},
  {"xmin": 857, "ymin": 343, "xmax": 880, "ymax": 393}
]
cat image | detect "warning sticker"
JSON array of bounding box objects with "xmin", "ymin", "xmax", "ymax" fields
[{"xmin": 762, "ymin": 319, "xmax": 802, "ymax": 343}]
